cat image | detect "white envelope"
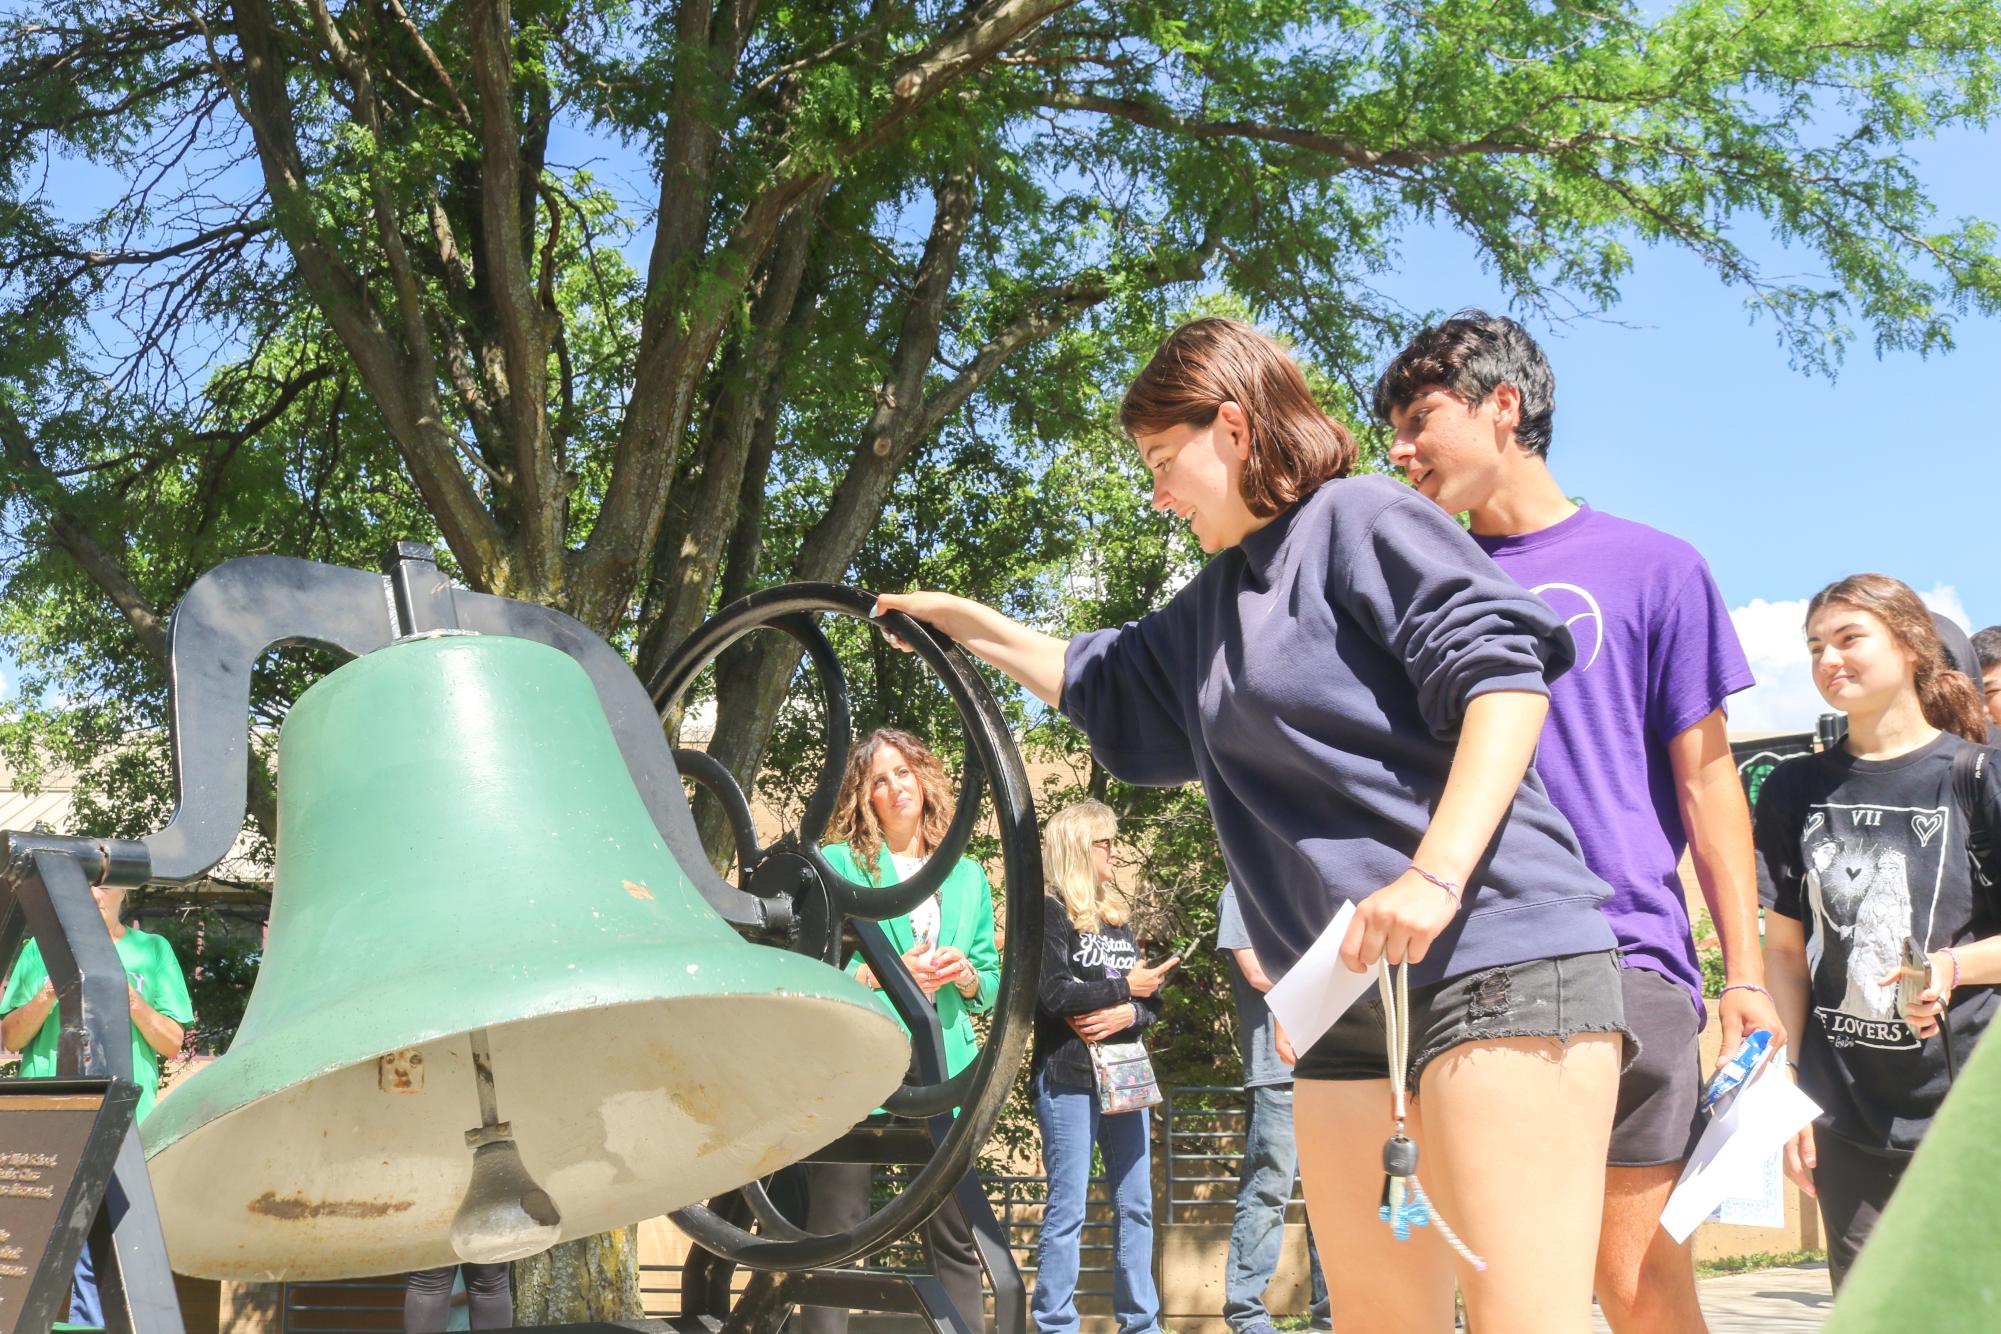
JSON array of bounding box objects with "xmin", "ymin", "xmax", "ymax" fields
[
  {"xmin": 1263, "ymin": 902, "xmax": 1381, "ymax": 1055},
  {"xmin": 1659, "ymin": 1050, "xmax": 1820, "ymax": 1243}
]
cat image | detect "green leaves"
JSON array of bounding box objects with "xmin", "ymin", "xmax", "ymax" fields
[{"xmin": 5, "ymin": 0, "xmax": 2001, "ymax": 964}]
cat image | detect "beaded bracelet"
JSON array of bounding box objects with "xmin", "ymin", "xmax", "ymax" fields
[
  {"xmin": 1409, "ymin": 863, "xmax": 1462, "ymax": 905},
  {"xmin": 1719, "ymin": 981, "xmax": 1774, "ymax": 1003},
  {"xmin": 1942, "ymin": 947, "xmax": 1962, "ymax": 999}
]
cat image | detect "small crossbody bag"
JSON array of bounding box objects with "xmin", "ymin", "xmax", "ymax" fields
[{"xmin": 1088, "ymin": 1038, "xmax": 1162, "ymax": 1114}]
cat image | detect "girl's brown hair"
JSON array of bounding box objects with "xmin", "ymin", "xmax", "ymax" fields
[
  {"xmin": 825, "ymin": 728, "xmax": 957, "ymax": 881},
  {"xmin": 1120, "ymin": 317, "xmax": 1358, "ymax": 518},
  {"xmin": 1042, "ymin": 800, "xmax": 1129, "ymax": 932},
  {"xmin": 1806, "ymin": 574, "xmax": 1990, "ymax": 742}
]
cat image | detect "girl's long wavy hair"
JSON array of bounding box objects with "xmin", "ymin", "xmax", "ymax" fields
[
  {"xmin": 825, "ymin": 728, "xmax": 957, "ymax": 881},
  {"xmin": 1043, "ymin": 800, "xmax": 1129, "ymax": 932},
  {"xmin": 1807, "ymin": 574, "xmax": 1989, "ymax": 742}
]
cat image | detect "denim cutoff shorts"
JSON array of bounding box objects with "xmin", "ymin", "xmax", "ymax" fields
[{"xmin": 1292, "ymin": 948, "xmax": 1634, "ymax": 1090}]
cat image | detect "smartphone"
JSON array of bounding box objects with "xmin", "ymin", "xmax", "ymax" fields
[{"xmin": 1896, "ymin": 936, "xmax": 1932, "ymax": 1037}]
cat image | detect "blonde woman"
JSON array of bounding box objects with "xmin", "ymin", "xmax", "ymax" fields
[
  {"xmin": 800, "ymin": 727, "xmax": 1000, "ymax": 1334},
  {"xmin": 1030, "ymin": 801, "xmax": 1179, "ymax": 1334}
]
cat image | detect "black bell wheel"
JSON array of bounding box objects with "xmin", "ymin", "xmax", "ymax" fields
[{"xmin": 647, "ymin": 583, "xmax": 1041, "ymax": 1274}]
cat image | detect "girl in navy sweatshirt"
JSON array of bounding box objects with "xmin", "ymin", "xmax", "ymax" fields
[{"xmin": 877, "ymin": 318, "xmax": 1626, "ymax": 1333}]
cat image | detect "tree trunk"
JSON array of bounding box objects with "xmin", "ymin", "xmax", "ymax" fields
[
  {"xmin": 512, "ymin": 1230, "xmax": 643, "ymax": 1324},
  {"xmin": 687, "ymin": 169, "xmax": 976, "ymax": 842},
  {"xmin": 219, "ymin": 1280, "xmax": 284, "ymax": 1333},
  {"xmin": 636, "ymin": 186, "xmax": 830, "ymax": 681}
]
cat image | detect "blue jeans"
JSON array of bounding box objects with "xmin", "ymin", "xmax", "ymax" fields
[
  {"xmin": 1223, "ymin": 1084, "xmax": 1329, "ymax": 1332},
  {"xmin": 70, "ymin": 1240, "xmax": 102, "ymax": 1328},
  {"xmin": 1031, "ymin": 1071, "xmax": 1161, "ymax": 1334}
]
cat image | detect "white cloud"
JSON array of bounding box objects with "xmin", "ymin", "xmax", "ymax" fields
[
  {"xmin": 1728, "ymin": 584, "xmax": 1969, "ymax": 735},
  {"xmin": 1728, "ymin": 597, "xmax": 1821, "ymax": 733},
  {"xmin": 1924, "ymin": 585, "xmax": 1972, "ymax": 635}
]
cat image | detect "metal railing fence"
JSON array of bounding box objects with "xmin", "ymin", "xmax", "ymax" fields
[{"xmin": 1159, "ymin": 1084, "xmax": 1308, "ymax": 1226}]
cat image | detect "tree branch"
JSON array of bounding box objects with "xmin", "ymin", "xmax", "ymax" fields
[
  {"xmin": 634, "ymin": 182, "xmax": 830, "ymax": 679},
  {"xmin": 380, "ymin": 0, "xmax": 473, "ymax": 126},
  {"xmin": 567, "ymin": 0, "xmax": 744, "ymax": 630},
  {"xmin": 190, "ymin": 363, "xmax": 336, "ymax": 444},
  {"xmin": 739, "ymin": 2, "xmax": 912, "ymax": 106},
  {"xmin": 0, "ymin": 405, "xmax": 167, "ymax": 660},
  {"xmin": 1041, "ymin": 89, "xmax": 1618, "ymax": 171},
  {"xmin": 15, "ymin": 219, "xmax": 273, "ymax": 272},
  {"xmin": 792, "ymin": 168, "xmax": 974, "ymax": 579},
  {"xmin": 0, "ymin": 409, "xmax": 290, "ymax": 935},
  {"xmin": 304, "ymin": 0, "xmax": 443, "ymax": 424},
  {"xmin": 221, "ymin": 0, "xmax": 506, "ymax": 589},
  {"xmin": 846, "ymin": 0, "xmax": 1075, "ymax": 157},
  {"xmin": 575, "ymin": 0, "xmax": 1075, "ymax": 631}
]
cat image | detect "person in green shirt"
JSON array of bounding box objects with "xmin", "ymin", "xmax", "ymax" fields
[
  {"xmin": 798, "ymin": 727, "xmax": 1001, "ymax": 1334},
  {"xmin": 1, "ymin": 878, "xmax": 194, "ymax": 1327}
]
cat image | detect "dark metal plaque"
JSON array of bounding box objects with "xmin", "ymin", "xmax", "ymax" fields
[{"xmin": 0, "ymin": 1078, "xmax": 136, "ymax": 1334}]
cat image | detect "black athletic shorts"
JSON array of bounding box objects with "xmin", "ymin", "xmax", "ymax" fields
[
  {"xmin": 1607, "ymin": 964, "xmax": 1708, "ymax": 1168},
  {"xmin": 1292, "ymin": 948, "xmax": 1632, "ymax": 1090}
]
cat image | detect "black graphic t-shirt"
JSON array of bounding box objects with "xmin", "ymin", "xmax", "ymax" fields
[{"xmin": 1755, "ymin": 733, "xmax": 2001, "ymax": 1153}]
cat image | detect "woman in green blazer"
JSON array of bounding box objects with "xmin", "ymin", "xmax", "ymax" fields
[{"xmin": 799, "ymin": 727, "xmax": 1001, "ymax": 1334}]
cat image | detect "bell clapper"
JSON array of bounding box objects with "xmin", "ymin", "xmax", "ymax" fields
[{"xmin": 449, "ymin": 1027, "xmax": 564, "ymax": 1264}]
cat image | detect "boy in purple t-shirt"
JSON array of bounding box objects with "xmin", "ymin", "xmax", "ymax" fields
[{"xmin": 1373, "ymin": 312, "xmax": 1783, "ymax": 1334}]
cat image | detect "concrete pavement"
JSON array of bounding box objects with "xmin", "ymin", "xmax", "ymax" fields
[{"xmin": 1592, "ymin": 1263, "xmax": 1832, "ymax": 1333}]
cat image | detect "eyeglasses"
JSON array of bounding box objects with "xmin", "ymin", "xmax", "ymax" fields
[{"xmin": 1090, "ymin": 838, "xmax": 1115, "ymax": 852}]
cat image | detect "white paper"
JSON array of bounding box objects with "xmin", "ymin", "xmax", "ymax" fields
[
  {"xmin": 1710, "ymin": 1141, "xmax": 1787, "ymax": 1229},
  {"xmin": 1660, "ymin": 1052, "xmax": 1820, "ymax": 1243},
  {"xmin": 1263, "ymin": 902, "xmax": 1381, "ymax": 1056}
]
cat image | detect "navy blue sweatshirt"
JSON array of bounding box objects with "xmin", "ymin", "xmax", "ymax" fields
[{"xmin": 1060, "ymin": 474, "xmax": 1615, "ymax": 987}]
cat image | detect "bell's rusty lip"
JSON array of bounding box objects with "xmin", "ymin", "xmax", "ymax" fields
[{"xmin": 248, "ymin": 1191, "xmax": 417, "ymax": 1221}]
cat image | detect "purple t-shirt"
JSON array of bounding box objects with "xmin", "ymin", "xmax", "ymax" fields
[{"xmin": 1473, "ymin": 507, "xmax": 1754, "ymax": 1017}]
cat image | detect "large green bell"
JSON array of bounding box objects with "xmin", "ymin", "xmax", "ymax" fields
[{"xmin": 141, "ymin": 634, "xmax": 909, "ymax": 1281}]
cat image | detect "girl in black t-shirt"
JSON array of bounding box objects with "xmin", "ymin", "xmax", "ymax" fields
[{"xmin": 1757, "ymin": 573, "xmax": 2001, "ymax": 1289}]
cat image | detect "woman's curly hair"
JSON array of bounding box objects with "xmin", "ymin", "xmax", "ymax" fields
[{"xmin": 825, "ymin": 728, "xmax": 958, "ymax": 881}]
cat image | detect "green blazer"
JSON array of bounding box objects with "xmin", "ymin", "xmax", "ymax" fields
[{"xmin": 822, "ymin": 841, "xmax": 1001, "ymax": 1079}]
